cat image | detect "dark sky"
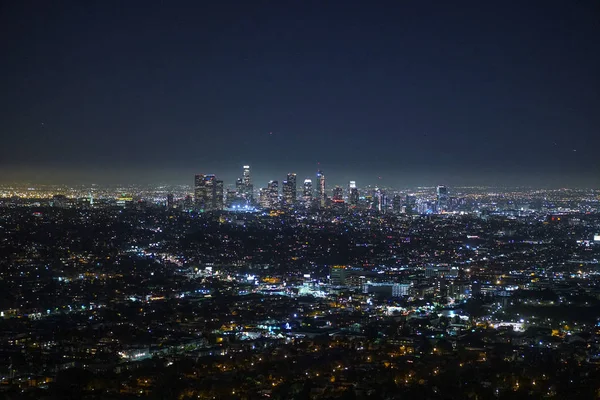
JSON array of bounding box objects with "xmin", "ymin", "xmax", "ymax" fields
[{"xmin": 1, "ymin": 1, "xmax": 599, "ymax": 188}]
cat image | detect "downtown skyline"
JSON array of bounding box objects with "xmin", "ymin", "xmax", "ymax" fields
[{"xmin": 1, "ymin": 162, "xmax": 598, "ymax": 190}]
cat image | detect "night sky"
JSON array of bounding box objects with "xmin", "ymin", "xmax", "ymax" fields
[{"xmin": 1, "ymin": 1, "xmax": 599, "ymax": 188}]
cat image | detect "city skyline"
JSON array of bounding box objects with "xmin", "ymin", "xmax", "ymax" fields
[
  {"xmin": 1, "ymin": 162, "xmax": 599, "ymax": 189},
  {"xmin": 3, "ymin": 2, "xmax": 600, "ymax": 397},
  {"xmin": 1, "ymin": 1, "xmax": 599, "ymax": 187}
]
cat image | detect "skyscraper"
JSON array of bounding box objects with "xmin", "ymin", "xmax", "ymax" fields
[
  {"xmin": 303, "ymin": 179, "xmax": 313, "ymax": 204},
  {"xmin": 243, "ymin": 165, "xmax": 251, "ymax": 187},
  {"xmin": 405, "ymin": 195, "xmax": 416, "ymax": 214},
  {"xmin": 267, "ymin": 180, "xmax": 279, "ymax": 208},
  {"xmin": 194, "ymin": 174, "xmax": 206, "ymax": 209},
  {"xmin": 392, "ymin": 194, "xmax": 402, "ymax": 213},
  {"xmin": 349, "ymin": 181, "xmax": 359, "ymax": 206},
  {"xmin": 317, "ymin": 170, "xmax": 326, "ymax": 207},
  {"xmin": 437, "ymin": 185, "xmax": 449, "ymax": 213},
  {"xmin": 374, "ymin": 187, "xmax": 383, "ymax": 212},
  {"xmin": 214, "ymin": 180, "xmax": 224, "ymax": 210},
  {"xmin": 241, "ymin": 165, "xmax": 253, "ymax": 202},
  {"xmin": 194, "ymin": 174, "xmax": 224, "ymax": 211},
  {"xmin": 282, "ymin": 173, "xmax": 297, "ymax": 206},
  {"xmin": 258, "ymin": 188, "xmax": 269, "ymax": 208}
]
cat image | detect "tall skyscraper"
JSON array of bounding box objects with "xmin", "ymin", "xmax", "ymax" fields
[
  {"xmin": 303, "ymin": 179, "xmax": 313, "ymax": 204},
  {"xmin": 349, "ymin": 181, "xmax": 359, "ymax": 206},
  {"xmin": 194, "ymin": 174, "xmax": 206, "ymax": 208},
  {"xmin": 392, "ymin": 194, "xmax": 402, "ymax": 213},
  {"xmin": 437, "ymin": 185, "xmax": 449, "ymax": 213},
  {"xmin": 405, "ymin": 195, "xmax": 416, "ymax": 214},
  {"xmin": 194, "ymin": 174, "xmax": 224, "ymax": 211},
  {"xmin": 374, "ymin": 187, "xmax": 382, "ymax": 212},
  {"xmin": 258, "ymin": 188, "xmax": 269, "ymax": 208},
  {"xmin": 317, "ymin": 170, "xmax": 326, "ymax": 207},
  {"xmin": 267, "ymin": 180, "xmax": 279, "ymax": 208},
  {"xmin": 214, "ymin": 180, "xmax": 224, "ymax": 210},
  {"xmin": 282, "ymin": 173, "xmax": 297, "ymax": 206},
  {"xmin": 241, "ymin": 165, "xmax": 253, "ymax": 202},
  {"xmin": 243, "ymin": 165, "xmax": 251, "ymax": 186}
]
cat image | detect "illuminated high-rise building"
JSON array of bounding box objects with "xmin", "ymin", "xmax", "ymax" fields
[
  {"xmin": 317, "ymin": 170, "xmax": 326, "ymax": 207},
  {"xmin": 282, "ymin": 173, "xmax": 297, "ymax": 206},
  {"xmin": 166, "ymin": 193, "xmax": 174, "ymax": 209},
  {"xmin": 214, "ymin": 180, "xmax": 224, "ymax": 210},
  {"xmin": 392, "ymin": 194, "xmax": 402, "ymax": 213},
  {"xmin": 194, "ymin": 174, "xmax": 224, "ymax": 211},
  {"xmin": 258, "ymin": 188, "xmax": 269, "ymax": 208},
  {"xmin": 267, "ymin": 180, "xmax": 279, "ymax": 208},
  {"xmin": 437, "ymin": 185, "xmax": 449, "ymax": 213},
  {"xmin": 405, "ymin": 195, "xmax": 416, "ymax": 214},
  {"xmin": 303, "ymin": 179, "xmax": 313, "ymax": 203},
  {"xmin": 240, "ymin": 165, "xmax": 253, "ymax": 202},
  {"xmin": 373, "ymin": 187, "xmax": 382, "ymax": 212},
  {"xmin": 194, "ymin": 174, "xmax": 207, "ymax": 208},
  {"xmin": 349, "ymin": 181, "xmax": 359, "ymax": 206},
  {"xmin": 243, "ymin": 165, "xmax": 251, "ymax": 186}
]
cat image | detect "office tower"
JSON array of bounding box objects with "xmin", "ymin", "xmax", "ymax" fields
[
  {"xmin": 348, "ymin": 181, "xmax": 359, "ymax": 206},
  {"xmin": 349, "ymin": 188, "xmax": 359, "ymax": 206},
  {"xmin": 437, "ymin": 185, "xmax": 449, "ymax": 213},
  {"xmin": 317, "ymin": 170, "xmax": 326, "ymax": 207},
  {"xmin": 243, "ymin": 165, "xmax": 251, "ymax": 186},
  {"xmin": 282, "ymin": 179, "xmax": 291, "ymax": 205},
  {"xmin": 330, "ymin": 265, "xmax": 349, "ymax": 286},
  {"xmin": 258, "ymin": 188, "xmax": 269, "ymax": 208},
  {"xmin": 303, "ymin": 179, "xmax": 313, "ymax": 203},
  {"xmin": 241, "ymin": 165, "xmax": 254, "ymax": 202},
  {"xmin": 371, "ymin": 187, "xmax": 387, "ymax": 212},
  {"xmin": 348, "ymin": 181, "xmax": 356, "ymax": 192},
  {"xmin": 194, "ymin": 174, "xmax": 206, "ymax": 208},
  {"xmin": 392, "ymin": 194, "xmax": 402, "ymax": 213},
  {"xmin": 282, "ymin": 173, "xmax": 297, "ymax": 206},
  {"xmin": 194, "ymin": 174, "xmax": 224, "ymax": 211},
  {"xmin": 416, "ymin": 198, "xmax": 428, "ymax": 214},
  {"xmin": 349, "ymin": 187, "xmax": 359, "ymax": 207},
  {"xmin": 372, "ymin": 188, "xmax": 378, "ymax": 210},
  {"xmin": 332, "ymin": 186, "xmax": 343, "ymax": 201},
  {"xmin": 267, "ymin": 180, "xmax": 279, "ymax": 208},
  {"xmin": 405, "ymin": 195, "xmax": 416, "ymax": 214},
  {"xmin": 214, "ymin": 180, "xmax": 224, "ymax": 210},
  {"xmin": 166, "ymin": 193, "xmax": 174, "ymax": 209}
]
